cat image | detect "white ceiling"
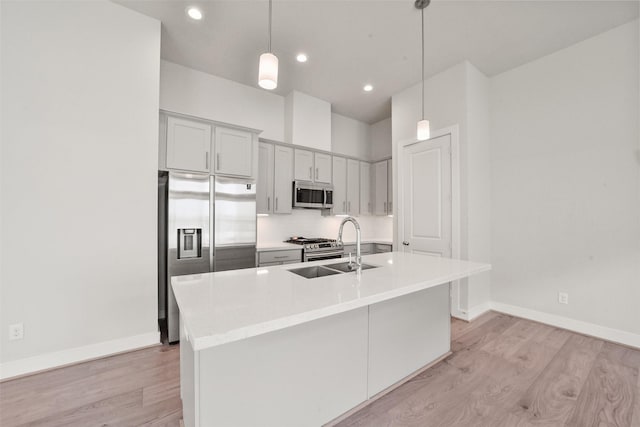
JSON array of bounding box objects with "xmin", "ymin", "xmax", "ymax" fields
[{"xmin": 114, "ymin": 0, "xmax": 638, "ymax": 124}]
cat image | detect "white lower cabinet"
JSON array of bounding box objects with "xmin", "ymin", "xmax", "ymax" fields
[
  {"xmin": 257, "ymin": 249, "xmax": 301, "ymax": 267},
  {"xmin": 342, "ymin": 243, "xmax": 373, "ymax": 257}
]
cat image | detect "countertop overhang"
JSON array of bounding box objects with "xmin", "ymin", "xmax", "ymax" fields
[{"xmin": 172, "ymin": 252, "xmax": 491, "ymax": 351}]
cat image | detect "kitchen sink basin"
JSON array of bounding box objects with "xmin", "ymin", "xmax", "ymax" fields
[
  {"xmin": 323, "ymin": 262, "xmax": 379, "ymax": 273},
  {"xmin": 288, "ymin": 262, "xmax": 380, "ymax": 279},
  {"xmin": 288, "ymin": 266, "xmax": 342, "ymax": 279}
]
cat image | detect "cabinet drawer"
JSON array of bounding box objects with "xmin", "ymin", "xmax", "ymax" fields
[{"xmin": 258, "ymin": 249, "xmax": 301, "ymax": 264}]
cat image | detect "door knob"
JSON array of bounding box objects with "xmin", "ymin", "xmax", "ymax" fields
[{"xmin": 402, "ymin": 241, "xmax": 410, "ymax": 246}]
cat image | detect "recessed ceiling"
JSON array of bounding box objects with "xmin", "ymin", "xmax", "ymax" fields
[{"xmin": 114, "ymin": 0, "xmax": 638, "ymax": 124}]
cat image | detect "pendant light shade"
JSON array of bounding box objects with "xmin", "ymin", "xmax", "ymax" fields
[
  {"xmin": 417, "ymin": 119, "xmax": 430, "ymax": 141},
  {"xmin": 258, "ymin": 0, "xmax": 278, "ymax": 90},
  {"xmin": 259, "ymin": 53, "xmax": 278, "ymax": 90},
  {"xmin": 416, "ymin": 0, "xmax": 430, "ymax": 141}
]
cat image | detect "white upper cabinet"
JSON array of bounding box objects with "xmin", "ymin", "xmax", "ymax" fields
[
  {"xmin": 273, "ymin": 145, "xmax": 293, "ymax": 214},
  {"xmin": 373, "ymin": 160, "xmax": 389, "ymax": 215},
  {"xmin": 360, "ymin": 162, "xmax": 372, "ymax": 215},
  {"xmin": 314, "ymin": 153, "xmax": 332, "ymax": 184},
  {"xmin": 387, "ymin": 159, "xmax": 392, "ymax": 215},
  {"xmin": 214, "ymin": 127, "xmax": 254, "ymax": 177},
  {"xmin": 294, "ymin": 149, "xmax": 314, "ymax": 181},
  {"xmin": 332, "ymin": 156, "xmax": 347, "ymax": 214},
  {"xmin": 257, "ymin": 142, "xmax": 274, "ymax": 214},
  {"xmin": 346, "ymin": 159, "xmax": 360, "ymax": 216},
  {"xmin": 166, "ymin": 116, "xmax": 212, "ymax": 173},
  {"xmin": 258, "ymin": 143, "xmax": 293, "ymax": 214}
]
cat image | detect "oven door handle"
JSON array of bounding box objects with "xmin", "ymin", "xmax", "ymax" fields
[{"xmin": 305, "ymin": 250, "xmax": 345, "ymax": 259}]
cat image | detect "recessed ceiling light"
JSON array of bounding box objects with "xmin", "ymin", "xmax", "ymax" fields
[
  {"xmin": 363, "ymin": 84, "xmax": 373, "ymax": 92},
  {"xmin": 296, "ymin": 53, "xmax": 308, "ymax": 63},
  {"xmin": 186, "ymin": 7, "xmax": 203, "ymax": 20}
]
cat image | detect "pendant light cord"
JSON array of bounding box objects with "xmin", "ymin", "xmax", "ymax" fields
[
  {"xmin": 421, "ymin": 7, "xmax": 425, "ymax": 120},
  {"xmin": 268, "ymin": 0, "xmax": 272, "ymax": 53}
]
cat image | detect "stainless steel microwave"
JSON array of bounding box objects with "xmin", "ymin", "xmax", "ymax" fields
[{"xmin": 293, "ymin": 181, "xmax": 333, "ymax": 209}]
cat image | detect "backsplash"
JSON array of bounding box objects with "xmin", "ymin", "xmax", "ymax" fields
[{"xmin": 257, "ymin": 209, "xmax": 393, "ymax": 243}]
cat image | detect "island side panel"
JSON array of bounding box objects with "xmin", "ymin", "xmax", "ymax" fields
[
  {"xmin": 367, "ymin": 284, "xmax": 451, "ymax": 397},
  {"xmin": 197, "ymin": 307, "xmax": 369, "ymax": 427},
  {"xmin": 180, "ymin": 314, "xmax": 198, "ymax": 427}
]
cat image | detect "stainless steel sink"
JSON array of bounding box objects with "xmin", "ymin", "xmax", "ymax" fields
[
  {"xmin": 323, "ymin": 262, "xmax": 379, "ymax": 273},
  {"xmin": 288, "ymin": 265, "xmax": 342, "ymax": 279},
  {"xmin": 288, "ymin": 262, "xmax": 380, "ymax": 279}
]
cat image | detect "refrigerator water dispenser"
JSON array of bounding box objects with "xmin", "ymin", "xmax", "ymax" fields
[{"xmin": 178, "ymin": 228, "xmax": 202, "ymax": 259}]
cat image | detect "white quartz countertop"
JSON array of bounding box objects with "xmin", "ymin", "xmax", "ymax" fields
[{"xmin": 172, "ymin": 252, "xmax": 490, "ymax": 351}]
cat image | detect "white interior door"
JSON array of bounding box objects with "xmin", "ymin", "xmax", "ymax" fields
[{"xmin": 401, "ymin": 134, "xmax": 452, "ymax": 257}]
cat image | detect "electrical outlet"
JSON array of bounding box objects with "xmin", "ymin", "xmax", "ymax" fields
[
  {"xmin": 558, "ymin": 292, "xmax": 569, "ymax": 305},
  {"xmin": 9, "ymin": 323, "xmax": 23, "ymax": 340}
]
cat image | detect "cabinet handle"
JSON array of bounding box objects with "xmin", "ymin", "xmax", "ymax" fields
[
  {"xmin": 273, "ymin": 255, "xmax": 289, "ymax": 259},
  {"xmin": 348, "ymin": 201, "xmax": 351, "ymax": 212},
  {"xmin": 315, "ymin": 168, "xmax": 319, "ymax": 180},
  {"xmin": 216, "ymin": 153, "xmax": 220, "ymax": 170},
  {"xmin": 309, "ymin": 167, "xmax": 312, "ymax": 180},
  {"xmin": 389, "ymin": 202, "xmax": 392, "ymax": 212},
  {"xmin": 267, "ymin": 197, "xmax": 270, "ymax": 211},
  {"xmin": 343, "ymin": 201, "xmax": 346, "ymax": 211},
  {"xmin": 368, "ymin": 202, "xmax": 371, "ymax": 213},
  {"xmin": 205, "ymin": 152, "xmax": 209, "ymax": 170},
  {"xmin": 384, "ymin": 201, "xmax": 387, "ymax": 212},
  {"xmin": 275, "ymin": 197, "xmax": 278, "ymax": 211}
]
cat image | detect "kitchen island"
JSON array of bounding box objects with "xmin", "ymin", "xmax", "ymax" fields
[{"xmin": 172, "ymin": 252, "xmax": 490, "ymax": 427}]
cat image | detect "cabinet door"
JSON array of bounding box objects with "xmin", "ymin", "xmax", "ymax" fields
[
  {"xmin": 214, "ymin": 127, "xmax": 253, "ymax": 177},
  {"xmin": 273, "ymin": 145, "xmax": 293, "ymax": 214},
  {"xmin": 332, "ymin": 156, "xmax": 347, "ymax": 214},
  {"xmin": 387, "ymin": 159, "xmax": 393, "ymax": 215},
  {"xmin": 360, "ymin": 162, "xmax": 371, "ymax": 215},
  {"xmin": 314, "ymin": 153, "xmax": 332, "ymax": 184},
  {"xmin": 346, "ymin": 159, "xmax": 360, "ymax": 216},
  {"xmin": 166, "ymin": 117, "xmax": 211, "ymax": 173},
  {"xmin": 257, "ymin": 142, "xmax": 274, "ymax": 214},
  {"xmin": 373, "ymin": 160, "xmax": 388, "ymax": 215},
  {"xmin": 294, "ymin": 149, "xmax": 314, "ymax": 181}
]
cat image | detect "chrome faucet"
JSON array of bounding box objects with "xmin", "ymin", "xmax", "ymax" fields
[{"xmin": 337, "ymin": 216, "xmax": 361, "ymax": 271}]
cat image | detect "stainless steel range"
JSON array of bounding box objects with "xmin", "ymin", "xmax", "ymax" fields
[{"xmin": 284, "ymin": 237, "xmax": 344, "ymax": 262}]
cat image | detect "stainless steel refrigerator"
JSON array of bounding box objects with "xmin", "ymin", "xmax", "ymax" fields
[{"xmin": 158, "ymin": 171, "xmax": 256, "ymax": 343}]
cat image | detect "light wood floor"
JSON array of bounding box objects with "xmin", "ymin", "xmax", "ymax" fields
[
  {"xmin": 1, "ymin": 312, "xmax": 639, "ymax": 426},
  {"xmin": 338, "ymin": 311, "xmax": 640, "ymax": 427}
]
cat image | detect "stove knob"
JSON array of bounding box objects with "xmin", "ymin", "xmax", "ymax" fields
[{"xmin": 314, "ymin": 244, "xmax": 319, "ymax": 249}]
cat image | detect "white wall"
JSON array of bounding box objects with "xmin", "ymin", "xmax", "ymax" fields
[
  {"xmin": 258, "ymin": 210, "xmax": 392, "ymax": 244},
  {"xmin": 285, "ymin": 91, "xmax": 332, "ymax": 151},
  {"xmin": 0, "ymin": 1, "xmax": 161, "ymax": 377},
  {"xmin": 490, "ymin": 20, "xmax": 640, "ymax": 335},
  {"xmin": 391, "ymin": 61, "xmax": 492, "ymax": 316},
  {"xmin": 331, "ymin": 113, "xmax": 371, "ymax": 160},
  {"xmin": 371, "ymin": 118, "xmax": 392, "ymax": 161},
  {"xmin": 160, "ymin": 60, "xmax": 284, "ymax": 141}
]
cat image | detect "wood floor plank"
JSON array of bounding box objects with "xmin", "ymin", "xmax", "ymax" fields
[
  {"xmin": 510, "ymin": 334, "xmax": 604, "ymax": 425},
  {"xmin": 566, "ymin": 353, "xmax": 637, "ymax": 427},
  {"xmin": 451, "ymin": 311, "xmax": 500, "ymax": 340},
  {"xmin": 451, "ymin": 312, "xmax": 517, "ymax": 353}
]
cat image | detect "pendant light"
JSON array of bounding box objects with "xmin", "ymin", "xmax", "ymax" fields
[
  {"xmin": 258, "ymin": 0, "xmax": 278, "ymax": 90},
  {"xmin": 416, "ymin": 0, "xmax": 430, "ymax": 140}
]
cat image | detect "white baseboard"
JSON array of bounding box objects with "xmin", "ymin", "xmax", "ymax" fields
[
  {"xmin": 491, "ymin": 302, "xmax": 640, "ymax": 349},
  {"xmin": 451, "ymin": 301, "xmax": 492, "ymax": 322},
  {"xmin": 0, "ymin": 331, "xmax": 160, "ymax": 380}
]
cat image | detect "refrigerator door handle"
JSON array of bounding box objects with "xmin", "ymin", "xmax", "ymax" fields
[{"xmin": 209, "ymin": 176, "xmax": 215, "ymax": 271}]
